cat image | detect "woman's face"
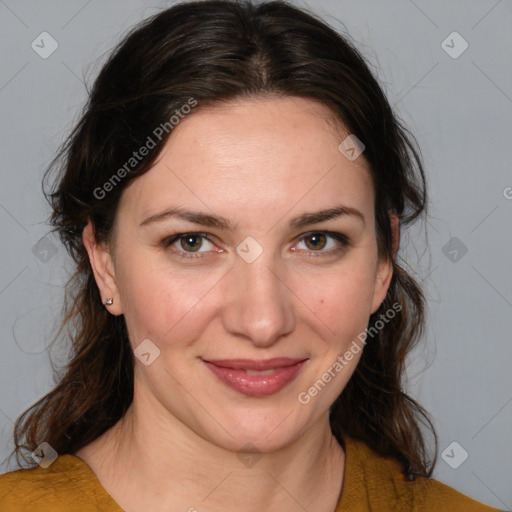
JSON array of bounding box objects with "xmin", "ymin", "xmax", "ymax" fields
[{"xmin": 87, "ymin": 96, "xmax": 394, "ymax": 452}]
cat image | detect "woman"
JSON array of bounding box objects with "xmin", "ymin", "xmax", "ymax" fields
[{"xmin": 0, "ymin": 1, "xmax": 502, "ymax": 510}]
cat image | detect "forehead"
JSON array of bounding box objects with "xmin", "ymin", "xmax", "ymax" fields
[{"xmin": 119, "ymin": 96, "xmax": 374, "ymax": 228}]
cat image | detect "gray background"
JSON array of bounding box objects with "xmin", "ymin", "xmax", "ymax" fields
[{"xmin": 1, "ymin": 0, "xmax": 511, "ymax": 509}]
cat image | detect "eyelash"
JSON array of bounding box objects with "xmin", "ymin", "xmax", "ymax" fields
[{"xmin": 161, "ymin": 231, "xmax": 351, "ymax": 260}]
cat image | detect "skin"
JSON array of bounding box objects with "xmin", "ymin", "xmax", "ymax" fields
[{"xmin": 78, "ymin": 96, "xmax": 398, "ymax": 512}]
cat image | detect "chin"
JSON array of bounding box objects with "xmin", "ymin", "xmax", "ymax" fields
[{"xmin": 204, "ymin": 406, "xmax": 310, "ymax": 453}]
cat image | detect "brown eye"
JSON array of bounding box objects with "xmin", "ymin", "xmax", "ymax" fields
[
  {"xmin": 162, "ymin": 232, "xmax": 218, "ymax": 260},
  {"xmin": 294, "ymin": 231, "xmax": 350, "ymax": 257},
  {"xmin": 304, "ymin": 233, "xmax": 327, "ymax": 250},
  {"xmin": 180, "ymin": 234, "xmax": 203, "ymax": 252}
]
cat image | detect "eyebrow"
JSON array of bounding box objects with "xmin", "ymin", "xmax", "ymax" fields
[{"xmin": 139, "ymin": 204, "xmax": 365, "ymax": 230}]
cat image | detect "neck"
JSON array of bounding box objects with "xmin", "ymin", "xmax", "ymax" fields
[{"xmin": 79, "ymin": 389, "xmax": 345, "ymax": 512}]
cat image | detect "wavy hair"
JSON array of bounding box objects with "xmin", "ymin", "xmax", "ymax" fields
[{"xmin": 11, "ymin": 0, "xmax": 436, "ymax": 478}]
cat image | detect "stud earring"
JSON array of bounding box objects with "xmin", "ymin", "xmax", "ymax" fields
[{"xmin": 104, "ymin": 298, "xmax": 114, "ymax": 306}]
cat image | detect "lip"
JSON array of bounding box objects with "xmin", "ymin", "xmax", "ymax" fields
[{"xmin": 202, "ymin": 357, "xmax": 308, "ymax": 397}]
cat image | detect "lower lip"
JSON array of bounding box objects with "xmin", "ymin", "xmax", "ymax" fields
[{"xmin": 203, "ymin": 360, "xmax": 307, "ymax": 397}]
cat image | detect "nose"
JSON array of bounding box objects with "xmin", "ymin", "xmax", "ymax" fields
[{"xmin": 221, "ymin": 250, "xmax": 296, "ymax": 348}]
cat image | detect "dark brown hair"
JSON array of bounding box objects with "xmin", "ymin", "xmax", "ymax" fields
[{"xmin": 12, "ymin": 0, "xmax": 436, "ymax": 478}]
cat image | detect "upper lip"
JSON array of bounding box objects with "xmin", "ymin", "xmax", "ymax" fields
[{"xmin": 203, "ymin": 358, "xmax": 307, "ymax": 370}]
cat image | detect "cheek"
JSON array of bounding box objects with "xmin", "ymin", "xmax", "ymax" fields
[
  {"xmin": 299, "ymin": 256, "xmax": 378, "ymax": 342},
  {"xmin": 113, "ymin": 251, "xmax": 169, "ymax": 344},
  {"xmin": 115, "ymin": 252, "xmax": 222, "ymax": 346}
]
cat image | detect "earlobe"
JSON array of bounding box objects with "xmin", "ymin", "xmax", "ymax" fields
[
  {"xmin": 82, "ymin": 222, "xmax": 123, "ymax": 315},
  {"xmin": 370, "ymin": 213, "xmax": 400, "ymax": 314}
]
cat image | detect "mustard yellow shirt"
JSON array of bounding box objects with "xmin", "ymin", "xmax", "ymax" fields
[{"xmin": 0, "ymin": 436, "xmax": 502, "ymax": 511}]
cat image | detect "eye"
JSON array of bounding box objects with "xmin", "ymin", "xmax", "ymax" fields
[
  {"xmin": 162, "ymin": 232, "xmax": 218, "ymax": 259},
  {"xmin": 161, "ymin": 230, "xmax": 350, "ymax": 261},
  {"xmin": 293, "ymin": 231, "xmax": 350, "ymax": 256}
]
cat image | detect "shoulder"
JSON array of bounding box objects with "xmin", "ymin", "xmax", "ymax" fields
[
  {"xmin": 0, "ymin": 455, "xmax": 118, "ymax": 512},
  {"xmin": 411, "ymin": 478, "xmax": 504, "ymax": 511},
  {"xmin": 339, "ymin": 437, "xmax": 503, "ymax": 512}
]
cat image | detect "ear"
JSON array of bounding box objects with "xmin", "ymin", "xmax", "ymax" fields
[
  {"xmin": 82, "ymin": 221, "xmax": 123, "ymax": 315},
  {"xmin": 370, "ymin": 213, "xmax": 399, "ymax": 314}
]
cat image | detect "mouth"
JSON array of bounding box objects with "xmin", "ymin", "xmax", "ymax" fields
[{"xmin": 201, "ymin": 357, "xmax": 308, "ymax": 397}]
